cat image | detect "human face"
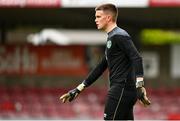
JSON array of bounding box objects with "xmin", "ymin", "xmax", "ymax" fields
[{"xmin": 95, "ymin": 10, "xmax": 109, "ymax": 30}]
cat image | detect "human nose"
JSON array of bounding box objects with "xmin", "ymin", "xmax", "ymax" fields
[{"xmin": 95, "ymin": 18, "xmax": 97, "ymax": 23}]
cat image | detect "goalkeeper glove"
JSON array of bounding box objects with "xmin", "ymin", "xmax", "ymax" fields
[
  {"xmin": 60, "ymin": 83, "xmax": 86, "ymax": 103},
  {"xmin": 136, "ymin": 77, "xmax": 151, "ymax": 107}
]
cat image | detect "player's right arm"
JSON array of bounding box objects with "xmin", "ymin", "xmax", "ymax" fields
[{"xmin": 60, "ymin": 55, "xmax": 107, "ymax": 103}]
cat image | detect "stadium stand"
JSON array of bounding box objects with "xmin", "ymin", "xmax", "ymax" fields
[{"xmin": 0, "ymin": 86, "xmax": 179, "ymax": 120}]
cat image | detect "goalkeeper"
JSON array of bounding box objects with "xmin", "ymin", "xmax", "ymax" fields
[{"xmin": 60, "ymin": 3, "xmax": 151, "ymax": 120}]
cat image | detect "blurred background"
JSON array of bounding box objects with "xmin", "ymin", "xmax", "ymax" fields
[{"xmin": 0, "ymin": 0, "xmax": 180, "ymax": 120}]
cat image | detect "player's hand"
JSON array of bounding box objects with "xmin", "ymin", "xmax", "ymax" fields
[
  {"xmin": 137, "ymin": 87, "xmax": 151, "ymax": 107},
  {"xmin": 60, "ymin": 83, "xmax": 86, "ymax": 103},
  {"xmin": 60, "ymin": 88, "xmax": 80, "ymax": 103}
]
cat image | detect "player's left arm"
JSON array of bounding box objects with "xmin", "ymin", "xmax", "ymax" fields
[{"xmin": 114, "ymin": 35, "xmax": 151, "ymax": 107}]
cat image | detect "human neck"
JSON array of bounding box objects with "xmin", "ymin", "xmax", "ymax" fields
[{"xmin": 105, "ymin": 22, "xmax": 117, "ymax": 33}]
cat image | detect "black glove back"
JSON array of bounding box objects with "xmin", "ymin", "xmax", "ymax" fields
[
  {"xmin": 68, "ymin": 88, "xmax": 80, "ymax": 102},
  {"xmin": 60, "ymin": 83, "xmax": 85, "ymax": 103},
  {"xmin": 137, "ymin": 87, "xmax": 151, "ymax": 106},
  {"xmin": 137, "ymin": 87, "xmax": 144, "ymax": 100}
]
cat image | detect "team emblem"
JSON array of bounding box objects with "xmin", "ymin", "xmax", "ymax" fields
[{"xmin": 107, "ymin": 40, "xmax": 112, "ymax": 49}]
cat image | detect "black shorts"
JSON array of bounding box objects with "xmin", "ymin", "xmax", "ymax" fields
[{"xmin": 104, "ymin": 83, "xmax": 137, "ymax": 120}]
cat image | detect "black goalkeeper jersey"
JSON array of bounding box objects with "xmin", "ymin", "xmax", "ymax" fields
[{"xmin": 83, "ymin": 27, "xmax": 143, "ymax": 87}]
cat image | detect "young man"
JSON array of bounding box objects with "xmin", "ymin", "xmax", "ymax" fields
[{"xmin": 60, "ymin": 3, "xmax": 151, "ymax": 120}]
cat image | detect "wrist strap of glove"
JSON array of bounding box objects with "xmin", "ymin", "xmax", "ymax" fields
[
  {"xmin": 136, "ymin": 77, "xmax": 144, "ymax": 88},
  {"xmin": 77, "ymin": 83, "xmax": 86, "ymax": 92}
]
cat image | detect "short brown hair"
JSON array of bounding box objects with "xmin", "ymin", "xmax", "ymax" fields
[{"xmin": 95, "ymin": 3, "xmax": 118, "ymax": 22}]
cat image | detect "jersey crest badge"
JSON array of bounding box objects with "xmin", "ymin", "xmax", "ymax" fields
[{"xmin": 107, "ymin": 40, "xmax": 112, "ymax": 49}]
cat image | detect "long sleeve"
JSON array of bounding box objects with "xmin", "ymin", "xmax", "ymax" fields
[
  {"xmin": 83, "ymin": 55, "xmax": 108, "ymax": 87},
  {"xmin": 114, "ymin": 35, "xmax": 144, "ymax": 78}
]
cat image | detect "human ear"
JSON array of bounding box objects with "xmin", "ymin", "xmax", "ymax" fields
[{"xmin": 107, "ymin": 15, "xmax": 112, "ymax": 22}]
